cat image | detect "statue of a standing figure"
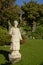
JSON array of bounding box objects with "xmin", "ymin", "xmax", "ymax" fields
[{"xmin": 8, "ymin": 20, "xmax": 22, "ymax": 63}]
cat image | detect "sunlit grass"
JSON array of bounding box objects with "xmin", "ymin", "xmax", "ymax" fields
[{"xmin": 0, "ymin": 39, "xmax": 43, "ymax": 65}]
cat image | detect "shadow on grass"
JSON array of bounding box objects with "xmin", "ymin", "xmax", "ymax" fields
[
  {"xmin": 0, "ymin": 50, "xmax": 9, "ymax": 61},
  {"xmin": 0, "ymin": 50, "xmax": 11, "ymax": 65},
  {"xmin": 1, "ymin": 62, "xmax": 11, "ymax": 65},
  {"xmin": 40, "ymin": 62, "xmax": 43, "ymax": 65}
]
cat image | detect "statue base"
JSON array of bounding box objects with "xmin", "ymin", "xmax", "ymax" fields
[{"xmin": 8, "ymin": 50, "xmax": 21, "ymax": 63}]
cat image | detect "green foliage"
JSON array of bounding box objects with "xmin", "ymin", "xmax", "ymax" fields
[
  {"xmin": 22, "ymin": 1, "xmax": 39, "ymax": 22},
  {"xmin": 0, "ymin": 0, "xmax": 43, "ymax": 40},
  {"xmin": 0, "ymin": 0, "xmax": 19, "ymax": 28},
  {"xmin": 22, "ymin": 1, "xmax": 43, "ymax": 32},
  {"xmin": 20, "ymin": 26, "xmax": 31, "ymax": 39},
  {"xmin": 21, "ymin": 1, "xmax": 43, "ymax": 39},
  {"xmin": 31, "ymin": 26, "xmax": 43, "ymax": 39},
  {"xmin": 22, "ymin": 25, "xmax": 31, "ymax": 31},
  {"xmin": 0, "ymin": 26, "xmax": 11, "ymax": 45}
]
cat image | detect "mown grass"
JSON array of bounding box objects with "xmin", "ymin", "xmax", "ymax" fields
[{"xmin": 0, "ymin": 39, "xmax": 43, "ymax": 65}]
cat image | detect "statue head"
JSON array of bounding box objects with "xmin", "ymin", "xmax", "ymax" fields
[{"xmin": 14, "ymin": 20, "xmax": 18, "ymax": 28}]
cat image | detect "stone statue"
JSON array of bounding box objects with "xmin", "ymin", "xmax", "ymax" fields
[{"xmin": 8, "ymin": 20, "xmax": 22, "ymax": 63}]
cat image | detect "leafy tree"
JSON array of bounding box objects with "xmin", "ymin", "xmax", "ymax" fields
[
  {"xmin": 0, "ymin": 0, "xmax": 19, "ymax": 28},
  {"xmin": 22, "ymin": 1, "xmax": 40, "ymax": 32},
  {"xmin": 38, "ymin": 4, "xmax": 43, "ymax": 26}
]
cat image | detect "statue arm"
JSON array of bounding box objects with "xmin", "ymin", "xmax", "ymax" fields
[{"xmin": 8, "ymin": 21, "xmax": 12, "ymax": 35}]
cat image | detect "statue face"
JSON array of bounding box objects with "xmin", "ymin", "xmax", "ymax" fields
[{"xmin": 14, "ymin": 20, "xmax": 18, "ymax": 27}]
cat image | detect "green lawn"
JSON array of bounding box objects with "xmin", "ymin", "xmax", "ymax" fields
[{"xmin": 0, "ymin": 39, "xmax": 43, "ymax": 65}]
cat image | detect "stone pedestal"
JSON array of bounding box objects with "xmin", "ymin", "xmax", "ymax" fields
[{"xmin": 8, "ymin": 51, "xmax": 21, "ymax": 63}]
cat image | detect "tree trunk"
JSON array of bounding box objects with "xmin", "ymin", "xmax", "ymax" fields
[{"xmin": 32, "ymin": 21, "xmax": 36, "ymax": 32}]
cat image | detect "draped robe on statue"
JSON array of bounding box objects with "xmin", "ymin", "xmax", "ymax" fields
[{"xmin": 9, "ymin": 27, "xmax": 22, "ymax": 61}]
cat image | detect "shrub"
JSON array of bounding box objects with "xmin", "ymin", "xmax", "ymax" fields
[
  {"xmin": 31, "ymin": 26, "xmax": 43, "ymax": 39},
  {"xmin": 0, "ymin": 26, "xmax": 11, "ymax": 45}
]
